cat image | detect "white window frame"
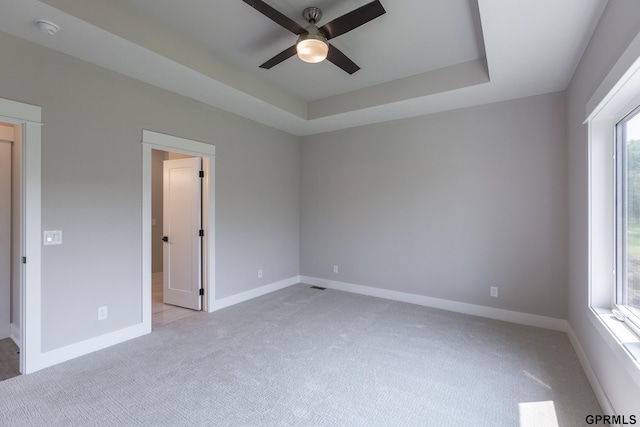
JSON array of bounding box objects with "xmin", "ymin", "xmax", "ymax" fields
[
  {"xmin": 586, "ymin": 31, "xmax": 640, "ymax": 382},
  {"xmin": 614, "ymin": 106, "xmax": 640, "ymax": 338}
]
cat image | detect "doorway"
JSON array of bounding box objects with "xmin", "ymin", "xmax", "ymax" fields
[
  {"xmin": 151, "ymin": 150, "xmax": 203, "ymax": 327},
  {"xmin": 0, "ymin": 123, "xmax": 19, "ymax": 381},
  {"xmin": 0, "ymin": 98, "xmax": 41, "ymax": 375},
  {"xmin": 142, "ymin": 130, "xmax": 216, "ymax": 334}
]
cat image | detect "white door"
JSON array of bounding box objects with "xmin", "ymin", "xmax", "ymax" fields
[
  {"xmin": 163, "ymin": 157, "xmax": 202, "ymax": 310},
  {"xmin": 0, "ymin": 141, "xmax": 11, "ymax": 338}
]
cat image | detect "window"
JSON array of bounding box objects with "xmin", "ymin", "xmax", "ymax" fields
[
  {"xmin": 615, "ymin": 107, "xmax": 640, "ymax": 336},
  {"xmin": 586, "ymin": 32, "xmax": 640, "ymax": 385}
]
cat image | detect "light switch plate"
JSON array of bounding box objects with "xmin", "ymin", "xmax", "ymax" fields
[{"xmin": 43, "ymin": 230, "xmax": 62, "ymax": 245}]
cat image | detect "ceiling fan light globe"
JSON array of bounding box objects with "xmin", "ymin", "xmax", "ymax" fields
[{"xmin": 296, "ymin": 39, "xmax": 329, "ymax": 63}]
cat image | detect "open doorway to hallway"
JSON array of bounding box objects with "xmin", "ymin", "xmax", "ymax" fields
[
  {"xmin": 142, "ymin": 130, "xmax": 215, "ymax": 334},
  {"xmin": 0, "ymin": 122, "xmax": 20, "ymax": 381},
  {"xmin": 151, "ymin": 149, "xmax": 203, "ymax": 328}
]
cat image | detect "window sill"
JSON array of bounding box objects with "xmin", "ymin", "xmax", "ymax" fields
[{"xmin": 589, "ymin": 307, "xmax": 640, "ymax": 387}]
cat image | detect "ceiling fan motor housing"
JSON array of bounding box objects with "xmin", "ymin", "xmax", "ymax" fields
[
  {"xmin": 302, "ymin": 7, "xmax": 322, "ymax": 24},
  {"xmin": 298, "ymin": 24, "xmax": 327, "ymax": 44}
]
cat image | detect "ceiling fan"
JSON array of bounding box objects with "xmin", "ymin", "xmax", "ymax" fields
[{"xmin": 242, "ymin": 0, "xmax": 386, "ymax": 74}]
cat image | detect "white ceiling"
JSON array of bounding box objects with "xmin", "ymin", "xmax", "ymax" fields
[
  {"xmin": 122, "ymin": 0, "xmax": 485, "ymax": 101},
  {"xmin": 1, "ymin": 0, "xmax": 608, "ymax": 136}
]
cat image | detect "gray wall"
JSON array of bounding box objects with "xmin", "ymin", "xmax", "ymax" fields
[
  {"xmin": 0, "ymin": 32, "xmax": 300, "ymax": 352},
  {"xmin": 301, "ymin": 92, "xmax": 568, "ymax": 319},
  {"xmin": 566, "ymin": 0, "xmax": 640, "ymax": 414}
]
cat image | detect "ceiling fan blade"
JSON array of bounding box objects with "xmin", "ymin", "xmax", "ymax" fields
[
  {"xmin": 243, "ymin": 0, "xmax": 307, "ymax": 35},
  {"xmin": 259, "ymin": 45, "xmax": 297, "ymax": 69},
  {"xmin": 320, "ymin": 0, "xmax": 386, "ymax": 40},
  {"xmin": 326, "ymin": 44, "xmax": 360, "ymax": 74}
]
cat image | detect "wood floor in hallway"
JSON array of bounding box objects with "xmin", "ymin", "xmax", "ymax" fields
[{"xmin": 0, "ymin": 337, "xmax": 19, "ymax": 382}]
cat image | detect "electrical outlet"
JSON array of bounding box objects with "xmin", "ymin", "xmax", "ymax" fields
[
  {"xmin": 258, "ymin": 269, "xmax": 263, "ymax": 279},
  {"xmin": 490, "ymin": 287, "xmax": 498, "ymax": 297},
  {"xmin": 97, "ymin": 306, "xmax": 108, "ymax": 320},
  {"xmin": 333, "ymin": 265, "xmax": 339, "ymax": 273}
]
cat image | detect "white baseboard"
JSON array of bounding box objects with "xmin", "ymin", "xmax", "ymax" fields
[
  {"xmin": 26, "ymin": 276, "xmax": 299, "ymax": 374},
  {"xmin": 300, "ymin": 276, "xmax": 569, "ymax": 332},
  {"xmin": 31, "ymin": 323, "xmax": 145, "ymax": 374},
  {"xmin": 23, "ymin": 275, "xmax": 570, "ymax": 376},
  {"xmin": 209, "ymin": 276, "xmax": 301, "ymax": 312},
  {"xmin": 565, "ymin": 324, "xmax": 615, "ymax": 415},
  {"xmin": 10, "ymin": 323, "xmax": 20, "ymax": 348}
]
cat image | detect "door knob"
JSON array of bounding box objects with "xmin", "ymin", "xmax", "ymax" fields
[{"xmin": 162, "ymin": 236, "xmax": 169, "ymax": 242}]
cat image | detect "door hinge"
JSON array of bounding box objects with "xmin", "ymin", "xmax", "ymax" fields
[
  {"xmin": 22, "ymin": 256, "xmax": 26, "ymax": 264},
  {"xmin": 199, "ymin": 170, "xmax": 204, "ymax": 178},
  {"xmin": 199, "ymin": 229, "xmax": 204, "ymax": 237},
  {"xmin": 199, "ymin": 288, "xmax": 204, "ymax": 296}
]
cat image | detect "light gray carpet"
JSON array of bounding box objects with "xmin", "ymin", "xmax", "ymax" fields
[{"xmin": 0, "ymin": 284, "xmax": 601, "ymax": 426}]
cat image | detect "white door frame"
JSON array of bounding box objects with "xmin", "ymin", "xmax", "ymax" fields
[
  {"xmin": 0, "ymin": 98, "xmax": 42, "ymax": 374},
  {"xmin": 141, "ymin": 130, "xmax": 215, "ymax": 333}
]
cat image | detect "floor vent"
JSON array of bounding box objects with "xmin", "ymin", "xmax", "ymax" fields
[{"xmin": 310, "ymin": 286, "xmax": 326, "ymax": 290}]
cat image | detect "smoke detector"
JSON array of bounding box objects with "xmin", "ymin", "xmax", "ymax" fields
[{"xmin": 34, "ymin": 19, "xmax": 60, "ymax": 36}]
